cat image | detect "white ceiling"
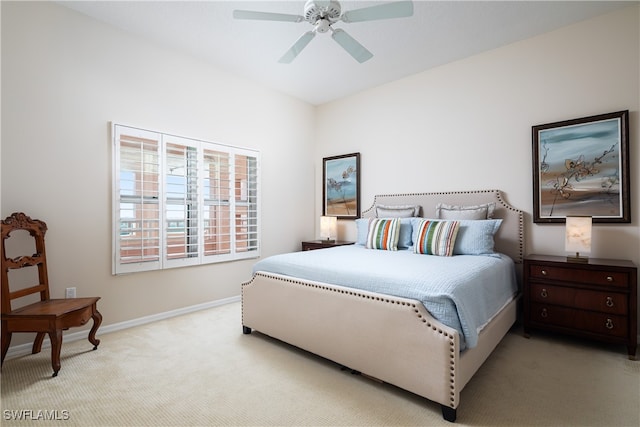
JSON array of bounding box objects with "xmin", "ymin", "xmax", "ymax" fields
[{"xmin": 58, "ymin": 1, "xmax": 632, "ymax": 105}]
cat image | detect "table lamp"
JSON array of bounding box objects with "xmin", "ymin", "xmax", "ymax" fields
[
  {"xmin": 565, "ymin": 216, "xmax": 591, "ymax": 263},
  {"xmin": 320, "ymin": 216, "xmax": 337, "ymax": 243}
]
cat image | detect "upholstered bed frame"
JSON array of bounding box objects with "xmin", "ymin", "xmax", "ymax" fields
[{"xmin": 242, "ymin": 190, "xmax": 524, "ymax": 422}]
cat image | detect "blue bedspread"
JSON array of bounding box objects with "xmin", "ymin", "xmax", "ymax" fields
[{"xmin": 252, "ymin": 245, "xmax": 518, "ymax": 349}]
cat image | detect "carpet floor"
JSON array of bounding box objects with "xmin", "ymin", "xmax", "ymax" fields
[{"xmin": 1, "ymin": 301, "xmax": 638, "ymax": 426}]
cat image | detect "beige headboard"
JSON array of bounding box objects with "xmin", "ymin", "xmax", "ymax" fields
[{"xmin": 361, "ymin": 189, "xmax": 524, "ymax": 265}]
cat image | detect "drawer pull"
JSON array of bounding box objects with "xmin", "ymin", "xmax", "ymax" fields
[
  {"xmin": 605, "ymin": 318, "xmax": 614, "ymax": 330},
  {"xmin": 606, "ymin": 276, "xmax": 614, "ymax": 282},
  {"xmin": 540, "ymin": 288, "xmax": 548, "ymax": 298},
  {"xmin": 540, "ymin": 308, "xmax": 548, "ymax": 318},
  {"xmin": 605, "ymin": 297, "xmax": 614, "ymax": 307},
  {"xmin": 541, "ymin": 269, "xmax": 547, "ymax": 276}
]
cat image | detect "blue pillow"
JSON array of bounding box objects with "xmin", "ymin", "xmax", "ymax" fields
[
  {"xmin": 356, "ymin": 217, "xmax": 413, "ymax": 249},
  {"xmin": 397, "ymin": 218, "xmax": 413, "ymax": 249},
  {"xmin": 453, "ymin": 219, "xmax": 502, "ymax": 256},
  {"xmin": 355, "ymin": 218, "xmax": 369, "ymax": 245}
]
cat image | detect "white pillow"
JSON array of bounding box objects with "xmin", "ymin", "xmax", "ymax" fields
[
  {"xmin": 376, "ymin": 204, "xmax": 420, "ymax": 218},
  {"xmin": 435, "ymin": 202, "xmax": 496, "ymax": 220}
]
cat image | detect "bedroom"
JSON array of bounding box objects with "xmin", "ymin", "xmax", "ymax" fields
[{"xmin": 1, "ymin": 0, "xmax": 639, "ymax": 424}]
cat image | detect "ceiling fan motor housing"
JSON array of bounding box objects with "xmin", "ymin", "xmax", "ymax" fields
[{"xmin": 304, "ymin": 0, "xmax": 342, "ymax": 24}]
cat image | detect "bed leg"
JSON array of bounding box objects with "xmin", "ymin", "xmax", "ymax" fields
[
  {"xmin": 242, "ymin": 326, "xmax": 252, "ymax": 335},
  {"xmin": 441, "ymin": 405, "xmax": 456, "ymax": 422}
]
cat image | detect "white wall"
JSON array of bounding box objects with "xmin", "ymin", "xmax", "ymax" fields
[
  {"xmin": 1, "ymin": 1, "xmax": 316, "ymax": 345},
  {"xmin": 317, "ymin": 4, "xmax": 639, "ymax": 265}
]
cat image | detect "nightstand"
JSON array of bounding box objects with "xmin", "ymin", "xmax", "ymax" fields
[
  {"xmin": 301, "ymin": 240, "xmax": 355, "ymax": 251},
  {"xmin": 523, "ymin": 254, "xmax": 637, "ymax": 359}
]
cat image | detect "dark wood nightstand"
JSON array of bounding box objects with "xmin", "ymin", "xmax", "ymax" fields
[
  {"xmin": 301, "ymin": 240, "xmax": 355, "ymax": 251},
  {"xmin": 523, "ymin": 254, "xmax": 637, "ymax": 359}
]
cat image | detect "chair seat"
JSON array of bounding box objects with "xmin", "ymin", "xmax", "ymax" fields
[{"xmin": 2, "ymin": 297, "xmax": 100, "ymax": 318}]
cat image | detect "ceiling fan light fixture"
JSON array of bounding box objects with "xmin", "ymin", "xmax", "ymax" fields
[{"xmin": 315, "ymin": 18, "xmax": 331, "ymax": 33}]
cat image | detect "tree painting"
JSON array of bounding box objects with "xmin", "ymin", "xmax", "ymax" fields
[
  {"xmin": 537, "ymin": 117, "xmax": 622, "ymax": 219},
  {"xmin": 323, "ymin": 153, "xmax": 360, "ymax": 219}
]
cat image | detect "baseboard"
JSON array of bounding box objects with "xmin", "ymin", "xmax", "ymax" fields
[{"xmin": 3, "ymin": 295, "xmax": 240, "ymax": 360}]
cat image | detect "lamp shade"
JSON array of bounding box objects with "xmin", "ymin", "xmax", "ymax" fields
[
  {"xmin": 565, "ymin": 216, "xmax": 592, "ymax": 257},
  {"xmin": 320, "ymin": 216, "xmax": 337, "ymax": 242}
]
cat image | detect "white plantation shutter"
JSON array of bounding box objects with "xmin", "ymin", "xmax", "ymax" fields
[
  {"xmin": 164, "ymin": 136, "xmax": 200, "ymax": 268},
  {"xmin": 203, "ymin": 148, "xmax": 232, "ymax": 259},
  {"xmin": 234, "ymin": 153, "xmax": 259, "ymax": 255},
  {"xmin": 114, "ymin": 126, "xmax": 162, "ymax": 274},
  {"xmin": 112, "ymin": 124, "xmax": 260, "ymax": 274}
]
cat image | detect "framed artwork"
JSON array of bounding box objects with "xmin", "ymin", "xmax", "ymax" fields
[
  {"xmin": 532, "ymin": 110, "xmax": 629, "ymax": 223},
  {"xmin": 323, "ymin": 152, "xmax": 360, "ymax": 219}
]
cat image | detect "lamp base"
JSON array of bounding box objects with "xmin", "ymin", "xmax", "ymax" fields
[
  {"xmin": 323, "ymin": 238, "xmax": 335, "ymax": 244},
  {"xmin": 567, "ymin": 252, "xmax": 589, "ymax": 263}
]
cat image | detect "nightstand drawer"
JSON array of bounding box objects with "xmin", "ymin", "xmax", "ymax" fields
[
  {"xmin": 529, "ymin": 283, "xmax": 628, "ymax": 315},
  {"xmin": 529, "ymin": 303, "xmax": 628, "ymax": 338},
  {"xmin": 528, "ymin": 264, "xmax": 629, "ymax": 288}
]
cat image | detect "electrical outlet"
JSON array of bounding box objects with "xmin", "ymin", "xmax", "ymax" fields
[{"xmin": 65, "ymin": 287, "xmax": 76, "ymax": 298}]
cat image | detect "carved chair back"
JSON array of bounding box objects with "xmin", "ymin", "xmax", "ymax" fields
[{"xmin": 1, "ymin": 212, "xmax": 51, "ymax": 314}]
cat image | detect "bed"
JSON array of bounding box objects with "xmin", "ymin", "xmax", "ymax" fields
[{"xmin": 241, "ymin": 189, "xmax": 524, "ymax": 422}]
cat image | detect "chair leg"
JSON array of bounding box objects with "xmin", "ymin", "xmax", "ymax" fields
[
  {"xmin": 49, "ymin": 329, "xmax": 63, "ymax": 377},
  {"xmin": 32, "ymin": 332, "xmax": 46, "ymax": 354},
  {"xmin": 1, "ymin": 322, "xmax": 11, "ymax": 367},
  {"xmin": 88, "ymin": 309, "xmax": 102, "ymax": 350}
]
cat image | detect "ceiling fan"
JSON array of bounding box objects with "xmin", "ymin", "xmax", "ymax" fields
[{"xmin": 233, "ymin": 0, "xmax": 414, "ymax": 64}]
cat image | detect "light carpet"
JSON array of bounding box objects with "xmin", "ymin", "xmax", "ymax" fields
[{"xmin": 1, "ymin": 301, "xmax": 638, "ymax": 426}]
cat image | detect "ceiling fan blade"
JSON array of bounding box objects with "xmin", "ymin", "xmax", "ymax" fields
[
  {"xmin": 331, "ymin": 29, "xmax": 373, "ymax": 63},
  {"xmin": 233, "ymin": 10, "xmax": 303, "ymax": 23},
  {"xmin": 279, "ymin": 31, "xmax": 316, "ymax": 64},
  {"xmin": 341, "ymin": 0, "xmax": 413, "ymax": 23}
]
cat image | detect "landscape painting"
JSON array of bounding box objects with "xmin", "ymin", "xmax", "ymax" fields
[{"xmin": 323, "ymin": 153, "xmax": 360, "ymax": 219}]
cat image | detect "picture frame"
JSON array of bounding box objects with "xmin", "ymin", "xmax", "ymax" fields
[
  {"xmin": 323, "ymin": 152, "xmax": 360, "ymax": 219},
  {"xmin": 532, "ymin": 110, "xmax": 629, "ymax": 223}
]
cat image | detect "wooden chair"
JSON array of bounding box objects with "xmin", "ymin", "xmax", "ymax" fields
[{"xmin": 1, "ymin": 212, "xmax": 102, "ymax": 376}]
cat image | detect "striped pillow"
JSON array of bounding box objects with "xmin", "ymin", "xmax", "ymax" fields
[
  {"xmin": 366, "ymin": 218, "xmax": 401, "ymax": 250},
  {"xmin": 412, "ymin": 219, "xmax": 460, "ymax": 256}
]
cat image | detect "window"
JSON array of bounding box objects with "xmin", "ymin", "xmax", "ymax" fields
[{"xmin": 112, "ymin": 124, "xmax": 259, "ymax": 274}]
